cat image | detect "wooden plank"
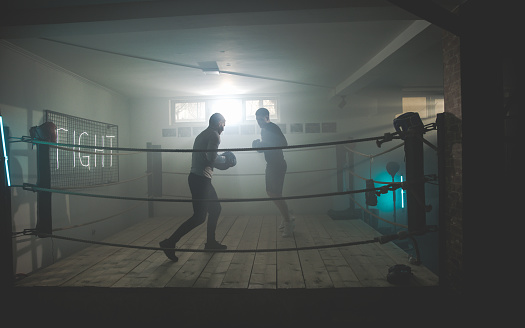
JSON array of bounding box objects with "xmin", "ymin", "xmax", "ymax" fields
[
  {"xmin": 130, "ymin": 215, "xmax": 232, "ymax": 288},
  {"xmin": 295, "ymin": 215, "xmax": 334, "ymax": 288},
  {"xmin": 164, "ymin": 215, "xmax": 237, "ymax": 287},
  {"xmin": 308, "ymin": 215, "xmax": 361, "ymax": 288},
  {"xmin": 335, "ymin": 218, "xmax": 438, "ymax": 287},
  {"xmin": 248, "ymin": 215, "xmax": 277, "ymax": 289},
  {"xmin": 346, "ymin": 219, "xmax": 396, "ymax": 287},
  {"xmin": 220, "ymin": 216, "xmax": 261, "ymax": 288},
  {"xmin": 192, "ymin": 215, "xmax": 248, "ymax": 288},
  {"xmin": 276, "ymin": 215, "xmax": 305, "ymax": 289},
  {"xmin": 15, "ymin": 216, "xmax": 173, "ymax": 287},
  {"xmin": 61, "ymin": 216, "xmax": 182, "ymax": 287},
  {"xmin": 15, "ymin": 214, "xmax": 438, "ymax": 289},
  {"xmin": 366, "ymin": 228, "xmax": 439, "ymax": 286},
  {"xmin": 321, "ymin": 215, "xmax": 390, "ymax": 287},
  {"xmin": 111, "ymin": 215, "xmax": 211, "ymax": 288}
]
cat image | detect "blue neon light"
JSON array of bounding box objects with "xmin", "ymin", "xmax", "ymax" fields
[
  {"xmin": 400, "ymin": 175, "xmax": 405, "ymax": 208},
  {"xmin": 0, "ymin": 116, "xmax": 11, "ymax": 187}
]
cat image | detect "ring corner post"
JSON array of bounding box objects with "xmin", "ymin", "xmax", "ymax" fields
[
  {"xmin": 35, "ymin": 142, "xmax": 52, "ymax": 236},
  {"xmin": 147, "ymin": 142, "xmax": 162, "ymax": 218},
  {"xmin": 404, "ymin": 127, "xmax": 426, "ymax": 234}
]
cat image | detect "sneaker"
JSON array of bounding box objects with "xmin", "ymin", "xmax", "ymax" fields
[
  {"xmin": 159, "ymin": 239, "xmax": 178, "ymax": 262},
  {"xmin": 278, "ymin": 220, "xmax": 285, "ymax": 230},
  {"xmin": 204, "ymin": 240, "xmax": 227, "ymax": 250},
  {"xmin": 282, "ymin": 220, "xmax": 295, "ymax": 238},
  {"xmin": 279, "ymin": 214, "xmax": 295, "ymax": 230}
]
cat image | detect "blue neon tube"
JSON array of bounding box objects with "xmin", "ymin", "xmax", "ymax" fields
[{"xmin": 0, "ymin": 116, "xmax": 11, "ymax": 187}]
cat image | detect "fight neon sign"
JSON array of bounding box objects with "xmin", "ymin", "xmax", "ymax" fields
[
  {"xmin": 55, "ymin": 128, "xmax": 116, "ymax": 170},
  {"xmin": 45, "ymin": 110, "xmax": 119, "ymax": 188}
]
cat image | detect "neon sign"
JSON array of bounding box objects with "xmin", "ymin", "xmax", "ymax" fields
[
  {"xmin": 45, "ymin": 110, "xmax": 119, "ymax": 188},
  {"xmin": 1, "ymin": 116, "xmax": 11, "ymax": 187},
  {"xmin": 55, "ymin": 128, "xmax": 116, "ymax": 170}
]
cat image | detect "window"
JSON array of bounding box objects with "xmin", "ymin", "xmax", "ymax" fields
[
  {"xmin": 209, "ymin": 98, "xmax": 243, "ymax": 124},
  {"xmin": 169, "ymin": 97, "xmax": 279, "ymax": 126},
  {"xmin": 245, "ymin": 98, "xmax": 278, "ymax": 121},
  {"xmin": 170, "ymin": 100, "xmax": 206, "ymax": 124},
  {"xmin": 402, "ymin": 96, "xmax": 444, "ymax": 119}
]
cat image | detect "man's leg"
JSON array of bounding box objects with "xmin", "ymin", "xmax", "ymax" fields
[
  {"xmin": 204, "ymin": 182, "xmax": 222, "ymax": 245},
  {"xmin": 266, "ymin": 163, "xmax": 294, "ymax": 237},
  {"xmin": 267, "ymin": 191, "xmax": 290, "ymax": 221},
  {"xmin": 159, "ymin": 174, "xmax": 209, "ymax": 261}
]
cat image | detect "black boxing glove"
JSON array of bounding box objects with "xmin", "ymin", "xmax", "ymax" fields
[
  {"xmin": 252, "ymin": 139, "xmax": 263, "ymax": 153},
  {"xmin": 213, "ymin": 154, "xmax": 229, "ymax": 170},
  {"xmin": 214, "ymin": 152, "xmax": 236, "ymax": 170},
  {"xmin": 223, "ymin": 151, "xmax": 236, "ymax": 168}
]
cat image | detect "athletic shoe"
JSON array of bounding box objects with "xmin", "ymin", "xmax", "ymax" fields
[
  {"xmin": 282, "ymin": 220, "xmax": 295, "ymax": 238},
  {"xmin": 279, "ymin": 214, "xmax": 296, "ymax": 230},
  {"xmin": 159, "ymin": 239, "xmax": 178, "ymax": 262},
  {"xmin": 279, "ymin": 220, "xmax": 285, "ymax": 230},
  {"xmin": 204, "ymin": 240, "xmax": 227, "ymax": 250}
]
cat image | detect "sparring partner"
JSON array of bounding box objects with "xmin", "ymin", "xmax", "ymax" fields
[
  {"xmin": 159, "ymin": 113, "xmax": 236, "ymax": 262},
  {"xmin": 252, "ymin": 107, "xmax": 295, "ymax": 237}
]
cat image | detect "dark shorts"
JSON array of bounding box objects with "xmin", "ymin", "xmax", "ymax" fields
[
  {"xmin": 265, "ymin": 161, "xmax": 287, "ymax": 196},
  {"xmin": 188, "ymin": 173, "xmax": 221, "ymax": 217}
]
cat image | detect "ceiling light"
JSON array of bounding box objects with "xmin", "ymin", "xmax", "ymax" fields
[
  {"xmin": 199, "ymin": 61, "xmax": 220, "ymax": 75},
  {"xmin": 202, "ymin": 68, "xmax": 220, "ymax": 75}
]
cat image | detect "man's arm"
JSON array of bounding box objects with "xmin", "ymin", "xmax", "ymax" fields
[
  {"xmin": 206, "ymin": 132, "xmax": 226, "ymax": 166},
  {"xmin": 260, "ymin": 124, "xmax": 287, "ymax": 148}
]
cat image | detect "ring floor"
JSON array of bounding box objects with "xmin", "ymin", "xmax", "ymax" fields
[{"xmin": 14, "ymin": 214, "xmax": 438, "ymax": 288}]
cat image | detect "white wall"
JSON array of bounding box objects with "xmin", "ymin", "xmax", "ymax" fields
[
  {"xmin": 1, "ymin": 39, "xmax": 440, "ymax": 276},
  {"xmin": 128, "ymin": 88, "xmax": 424, "ymax": 219},
  {"xmin": 1, "ymin": 41, "xmax": 147, "ymax": 275}
]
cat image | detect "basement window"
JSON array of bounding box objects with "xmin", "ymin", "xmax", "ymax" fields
[
  {"xmin": 169, "ymin": 97, "xmax": 279, "ymax": 125},
  {"xmin": 245, "ymin": 98, "xmax": 278, "ymax": 121},
  {"xmin": 402, "ymin": 96, "xmax": 444, "ymax": 119},
  {"xmin": 169, "ymin": 100, "xmax": 206, "ymax": 123},
  {"xmin": 209, "ymin": 98, "xmax": 243, "ymax": 124}
]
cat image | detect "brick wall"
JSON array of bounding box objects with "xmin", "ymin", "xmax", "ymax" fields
[{"xmin": 440, "ymin": 30, "xmax": 463, "ymax": 292}]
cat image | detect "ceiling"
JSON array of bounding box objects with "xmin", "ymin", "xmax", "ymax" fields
[{"xmin": 0, "ymin": 1, "xmax": 463, "ymax": 100}]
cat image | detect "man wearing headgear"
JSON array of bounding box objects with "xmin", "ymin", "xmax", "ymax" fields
[
  {"xmin": 252, "ymin": 108, "xmax": 294, "ymax": 237},
  {"xmin": 160, "ymin": 113, "xmax": 235, "ymax": 262}
]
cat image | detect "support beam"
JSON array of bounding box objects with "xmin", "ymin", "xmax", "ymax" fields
[
  {"xmin": 387, "ymin": 0, "xmax": 461, "ymax": 36},
  {"xmin": 330, "ymin": 20, "xmax": 430, "ymax": 99},
  {"xmin": 0, "ymin": 0, "xmax": 394, "ymax": 27}
]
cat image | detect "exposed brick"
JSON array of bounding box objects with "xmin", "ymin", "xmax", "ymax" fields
[{"xmin": 441, "ymin": 29, "xmax": 463, "ymax": 292}]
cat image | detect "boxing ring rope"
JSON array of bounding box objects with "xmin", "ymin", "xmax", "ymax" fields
[
  {"xmin": 31, "ymin": 231, "xmax": 381, "ymax": 253},
  {"xmin": 11, "ymin": 203, "xmax": 145, "ymax": 238},
  {"xmin": 164, "ymin": 167, "xmax": 338, "ymax": 177},
  {"xmin": 17, "ymin": 182, "xmax": 402, "ymax": 203},
  {"xmin": 162, "ymin": 141, "xmax": 410, "ymax": 229},
  {"xmin": 26, "ymin": 134, "xmax": 387, "ymax": 153},
  {"xmin": 52, "ymin": 172, "xmax": 151, "ymax": 190},
  {"xmin": 10, "ymin": 117, "xmax": 438, "ymax": 256},
  {"xmin": 11, "ymin": 172, "xmax": 151, "ymax": 239}
]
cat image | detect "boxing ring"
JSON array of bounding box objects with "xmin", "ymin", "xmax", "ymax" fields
[{"xmin": 4, "ymin": 112, "xmax": 440, "ymax": 289}]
